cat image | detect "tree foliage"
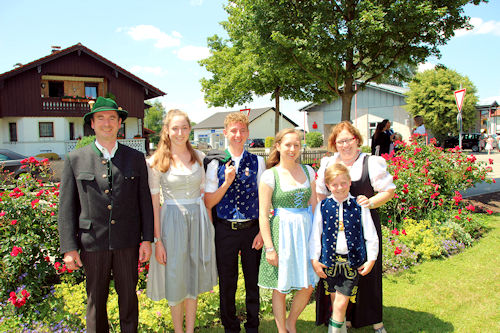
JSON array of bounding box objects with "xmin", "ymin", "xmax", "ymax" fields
[
  {"xmin": 405, "ymin": 67, "xmax": 478, "ymax": 140},
  {"xmin": 144, "ymin": 101, "xmax": 165, "ymax": 145},
  {"xmin": 305, "ymin": 131, "xmax": 323, "ymax": 148},
  {"xmin": 215, "ymin": 0, "xmax": 485, "ymax": 121}
]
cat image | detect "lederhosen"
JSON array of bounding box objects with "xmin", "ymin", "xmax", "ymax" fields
[{"xmin": 316, "ymin": 155, "xmax": 383, "ymax": 328}]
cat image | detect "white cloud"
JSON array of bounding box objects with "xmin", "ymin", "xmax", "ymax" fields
[
  {"xmin": 126, "ymin": 25, "xmax": 181, "ymax": 48},
  {"xmin": 174, "ymin": 45, "xmax": 211, "ymax": 61},
  {"xmin": 172, "ymin": 31, "xmax": 183, "ymax": 38},
  {"xmin": 190, "ymin": 0, "xmax": 204, "ymax": 6},
  {"xmin": 129, "ymin": 65, "xmax": 168, "ymax": 77},
  {"xmin": 455, "ymin": 17, "xmax": 500, "ymax": 37},
  {"xmin": 417, "ymin": 62, "xmax": 435, "ymax": 72}
]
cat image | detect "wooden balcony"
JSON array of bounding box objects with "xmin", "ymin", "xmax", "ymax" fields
[{"xmin": 41, "ymin": 97, "xmax": 92, "ymax": 114}]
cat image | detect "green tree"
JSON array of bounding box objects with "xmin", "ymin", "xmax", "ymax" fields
[
  {"xmin": 200, "ymin": 35, "xmax": 330, "ymax": 134},
  {"xmin": 405, "ymin": 67, "xmax": 478, "ymax": 141},
  {"xmin": 219, "ymin": 0, "xmax": 486, "ymax": 121},
  {"xmin": 305, "ymin": 132, "xmax": 323, "ymax": 148},
  {"xmin": 144, "ymin": 101, "xmax": 165, "ymax": 145}
]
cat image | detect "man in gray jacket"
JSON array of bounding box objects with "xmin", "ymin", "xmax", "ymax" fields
[{"xmin": 58, "ymin": 97, "xmax": 154, "ymax": 332}]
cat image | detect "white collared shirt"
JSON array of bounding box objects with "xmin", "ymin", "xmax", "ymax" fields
[
  {"xmin": 94, "ymin": 140, "xmax": 118, "ymax": 160},
  {"xmin": 309, "ymin": 193, "xmax": 379, "ymax": 262},
  {"xmin": 205, "ymin": 150, "xmax": 265, "ymax": 193}
]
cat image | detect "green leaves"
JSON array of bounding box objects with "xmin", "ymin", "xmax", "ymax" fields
[{"xmin": 405, "ymin": 67, "xmax": 478, "ymax": 139}]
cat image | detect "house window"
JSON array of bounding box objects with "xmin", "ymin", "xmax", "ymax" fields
[
  {"xmin": 85, "ymin": 84, "xmax": 98, "ymax": 99},
  {"xmin": 48, "ymin": 81, "xmax": 64, "ymax": 97},
  {"xmin": 9, "ymin": 123, "xmax": 17, "ymax": 142},
  {"xmin": 69, "ymin": 122, "xmax": 75, "ymax": 140},
  {"xmin": 39, "ymin": 122, "xmax": 54, "ymax": 138},
  {"xmin": 369, "ymin": 122, "xmax": 377, "ymax": 139}
]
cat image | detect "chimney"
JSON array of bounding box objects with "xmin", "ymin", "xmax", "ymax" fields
[{"xmin": 51, "ymin": 45, "xmax": 61, "ymax": 53}]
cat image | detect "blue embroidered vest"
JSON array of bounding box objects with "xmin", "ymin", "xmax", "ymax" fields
[
  {"xmin": 216, "ymin": 150, "xmax": 259, "ymax": 220},
  {"xmin": 320, "ymin": 197, "xmax": 367, "ymax": 269}
]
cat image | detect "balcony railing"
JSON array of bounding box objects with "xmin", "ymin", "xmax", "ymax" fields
[
  {"xmin": 65, "ymin": 139, "xmax": 146, "ymax": 154},
  {"xmin": 42, "ymin": 97, "xmax": 92, "ymax": 113}
]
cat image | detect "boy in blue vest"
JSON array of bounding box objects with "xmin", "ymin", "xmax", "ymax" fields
[
  {"xmin": 205, "ymin": 112, "xmax": 265, "ymax": 333},
  {"xmin": 309, "ymin": 163, "xmax": 379, "ymax": 333}
]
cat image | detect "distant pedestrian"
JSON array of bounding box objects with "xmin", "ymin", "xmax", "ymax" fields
[{"xmin": 485, "ymin": 135, "xmax": 494, "ymax": 155}]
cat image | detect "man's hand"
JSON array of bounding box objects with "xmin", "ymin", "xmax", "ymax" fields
[
  {"xmin": 252, "ymin": 232, "xmax": 263, "ymax": 250},
  {"xmin": 224, "ymin": 161, "xmax": 236, "ymax": 187},
  {"xmin": 139, "ymin": 241, "xmax": 152, "ymax": 263},
  {"xmin": 63, "ymin": 250, "xmax": 83, "ymax": 271}
]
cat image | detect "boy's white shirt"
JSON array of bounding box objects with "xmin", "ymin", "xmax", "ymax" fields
[
  {"xmin": 205, "ymin": 149, "xmax": 265, "ymax": 193},
  {"xmin": 309, "ymin": 193, "xmax": 379, "ymax": 263}
]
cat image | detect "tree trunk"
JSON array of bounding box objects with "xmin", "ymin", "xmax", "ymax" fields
[
  {"xmin": 341, "ymin": 78, "xmax": 355, "ymax": 121},
  {"xmin": 274, "ymin": 86, "xmax": 281, "ymax": 134}
]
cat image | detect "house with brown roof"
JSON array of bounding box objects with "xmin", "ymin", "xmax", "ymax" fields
[
  {"xmin": 192, "ymin": 107, "xmax": 298, "ymax": 149},
  {"xmin": 0, "ymin": 43, "xmax": 165, "ymax": 157}
]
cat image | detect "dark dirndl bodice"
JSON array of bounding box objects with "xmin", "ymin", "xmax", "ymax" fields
[{"xmin": 315, "ymin": 154, "xmax": 383, "ymax": 328}]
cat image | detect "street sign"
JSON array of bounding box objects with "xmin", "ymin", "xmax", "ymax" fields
[
  {"xmin": 240, "ymin": 108, "xmax": 251, "ymax": 117},
  {"xmin": 454, "ymin": 88, "xmax": 466, "ymax": 112}
]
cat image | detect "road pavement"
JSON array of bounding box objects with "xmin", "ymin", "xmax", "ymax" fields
[{"xmin": 461, "ymin": 150, "xmax": 500, "ymax": 198}]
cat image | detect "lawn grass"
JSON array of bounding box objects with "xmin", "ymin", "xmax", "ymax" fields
[{"xmin": 204, "ymin": 214, "xmax": 500, "ymax": 333}]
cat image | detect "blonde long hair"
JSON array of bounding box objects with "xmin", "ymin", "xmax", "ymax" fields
[
  {"xmin": 266, "ymin": 128, "xmax": 302, "ymax": 169},
  {"xmin": 151, "ymin": 109, "xmax": 201, "ymax": 173}
]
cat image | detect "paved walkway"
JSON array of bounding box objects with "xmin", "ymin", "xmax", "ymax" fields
[{"xmin": 461, "ymin": 150, "xmax": 500, "ymax": 197}]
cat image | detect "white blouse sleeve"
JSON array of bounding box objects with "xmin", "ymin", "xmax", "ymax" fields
[
  {"xmin": 361, "ymin": 206, "xmax": 379, "ymax": 261},
  {"xmin": 256, "ymin": 155, "xmax": 266, "ymax": 186},
  {"xmin": 309, "ymin": 201, "xmax": 323, "ymax": 261},
  {"xmin": 305, "ymin": 165, "xmax": 316, "ymax": 184},
  {"xmin": 146, "ymin": 156, "xmax": 161, "ymax": 195},
  {"xmin": 205, "ymin": 159, "xmax": 219, "ymax": 193},
  {"xmin": 260, "ymin": 168, "xmax": 276, "ymax": 189},
  {"xmin": 196, "ymin": 150, "xmax": 206, "ymax": 191},
  {"xmin": 316, "ymin": 156, "xmax": 333, "ymax": 195},
  {"xmin": 368, "ymin": 155, "xmax": 396, "ymax": 192}
]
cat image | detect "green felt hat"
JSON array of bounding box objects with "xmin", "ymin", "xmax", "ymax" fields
[{"xmin": 83, "ymin": 96, "xmax": 128, "ymax": 124}]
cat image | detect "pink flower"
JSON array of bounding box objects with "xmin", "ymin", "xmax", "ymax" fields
[
  {"xmin": 486, "ymin": 210, "xmax": 493, "ymax": 215},
  {"xmin": 454, "ymin": 215, "xmax": 460, "ymax": 220},
  {"xmin": 391, "ymin": 228, "xmax": 399, "ymax": 236},
  {"xmin": 31, "ymin": 199, "xmax": 40, "ymax": 209},
  {"xmin": 489, "ymin": 158, "xmax": 494, "ymax": 165},
  {"xmin": 394, "ymin": 247, "xmax": 402, "ymax": 255},
  {"xmin": 11, "ymin": 220, "xmax": 17, "ymax": 225},
  {"xmin": 466, "ymin": 205, "xmax": 475, "ymax": 211},
  {"xmin": 0, "ymin": 211, "xmax": 5, "ymax": 217},
  {"xmin": 401, "ymin": 229, "xmax": 407, "ymax": 236}
]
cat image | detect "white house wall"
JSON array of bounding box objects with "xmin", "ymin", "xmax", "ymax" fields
[
  {"xmin": 306, "ymin": 87, "xmax": 412, "ymax": 146},
  {"xmin": 0, "ymin": 117, "xmax": 140, "ymax": 157},
  {"xmin": 249, "ymin": 111, "xmax": 296, "ymax": 139}
]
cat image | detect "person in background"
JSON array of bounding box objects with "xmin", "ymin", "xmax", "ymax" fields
[
  {"xmin": 58, "ymin": 97, "xmax": 154, "ymax": 332},
  {"xmin": 146, "ymin": 109, "xmax": 217, "ymax": 333},
  {"xmin": 371, "ymin": 121, "xmax": 391, "ymax": 156},
  {"xmin": 315, "ymin": 121, "xmax": 395, "ymax": 333},
  {"xmin": 204, "ymin": 112, "xmax": 265, "ymax": 333},
  {"xmin": 411, "ymin": 116, "xmax": 426, "ymax": 136},
  {"xmin": 310, "ymin": 163, "xmax": 379, "ymax": 333}
]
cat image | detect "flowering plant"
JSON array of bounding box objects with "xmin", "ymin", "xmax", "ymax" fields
[
  {"xmin": 379, "ymin": 135, "xmax": 493, "ymax": 224},
  {"xmin": 0, "ymin": 158, "xmax": 63, "ymax": 317}
]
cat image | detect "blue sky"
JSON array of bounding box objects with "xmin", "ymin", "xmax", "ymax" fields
[{"xmin": 1, "ymin": 0, "xmax": 499, "ymax": 125}]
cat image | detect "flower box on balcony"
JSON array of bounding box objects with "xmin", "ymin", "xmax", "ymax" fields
[{"xmin": 61, "ymin": 98, "xmax": 90, "ymax": 103}]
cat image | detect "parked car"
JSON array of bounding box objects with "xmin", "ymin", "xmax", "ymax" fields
[
  {"xmin": 442, "ymin": 133, "xmax": 481, "ymax": 152},
  {"xmin": 0, "ymin": 149, "xmax": 45, "ymax": 178},
  {"xmin": 248, "ymin": 138, "xmax": 265, "ymax": 148}
]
